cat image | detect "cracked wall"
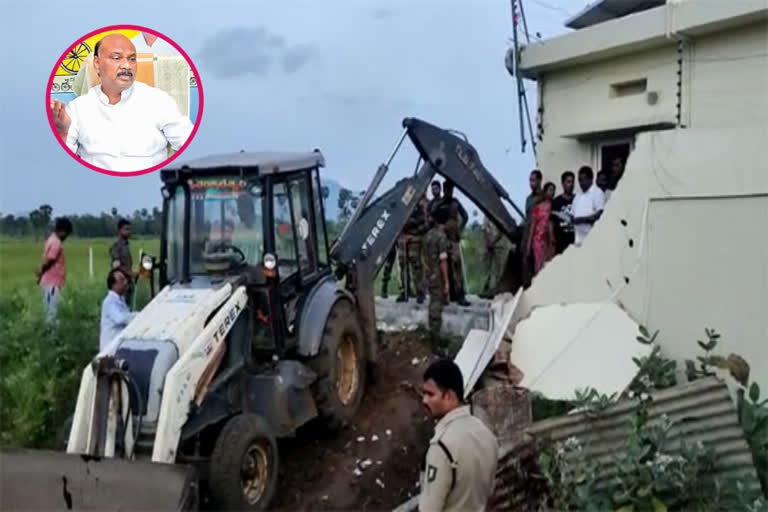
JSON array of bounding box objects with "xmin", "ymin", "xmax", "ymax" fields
[{"xmin": 516, "ymin": 21, "xmax": 768, "ymax": 392}]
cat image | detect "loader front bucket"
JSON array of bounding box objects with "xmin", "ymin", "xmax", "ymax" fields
[{"xmin": 0, "ymin": 448, "xmax": 197, "ymax": 511}]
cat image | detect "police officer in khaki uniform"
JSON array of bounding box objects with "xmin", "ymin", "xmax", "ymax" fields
[{"xmin": 419, "ymin": 359, "xmax": 498, "ymax": 512}]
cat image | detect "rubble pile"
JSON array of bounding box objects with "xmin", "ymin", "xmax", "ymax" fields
[{"xmin": 273, "ymin": 332, "xmax": 434, "ymax": 511}]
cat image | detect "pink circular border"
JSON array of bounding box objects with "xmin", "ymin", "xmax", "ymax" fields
[{"xmin": 46, "ymin": 24, "xmax": 205, "ymax": 177}]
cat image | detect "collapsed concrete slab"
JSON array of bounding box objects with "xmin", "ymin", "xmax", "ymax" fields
[
  {"xmin": 510, "ymin": 301, "xmax": 651, "ymax": 400},
  {"xmin": 374, "ymin": 295, "xmax": 491, "ymax": 338},
  {"xmin": 453, "ymin": 290, "xmax": 522, "ymax": 398}
]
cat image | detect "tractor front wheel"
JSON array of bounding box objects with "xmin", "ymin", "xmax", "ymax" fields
[
  {"xmin": 208, "ymin": 414, "xmax": 278, "ymax": 511},
  {"xmin": 310, "ymin": 299, "xmax": 366, "ymax": 431}
]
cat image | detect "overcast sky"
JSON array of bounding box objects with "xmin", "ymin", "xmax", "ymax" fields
[{"xmin": 1, "ymin": 0, "xmax": 586, "ymax": 218}]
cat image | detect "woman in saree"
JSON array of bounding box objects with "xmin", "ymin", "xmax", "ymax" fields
[{"xmin": 525, "ymin": 181, "xmax": 557, "ymax": 276}]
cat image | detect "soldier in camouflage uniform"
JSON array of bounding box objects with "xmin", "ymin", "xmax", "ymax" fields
[
  {"xmin": 109, "ymin": 219, "xmax": 136, "ymax": 307},
  {"xmin": 427, "ymin": 180, "xmax": 442, "ymax": 227},
  {"xmin": 380, "ymin": 246, "xmax": 398, "ymax": 298},
  {"xmin": 424, "ymin": 206, "xmax": 451, "ymax": 354},
  {"xmin": 480, "ymin": 216, "xmax": 512, "ymax": 299},
  {"xmin": 397, "ymin": 194, "xmax": 429, "ymax": 303},
  {"xmin": 440, "ymin": 181, "xmax": 470, "ymax": 306}
]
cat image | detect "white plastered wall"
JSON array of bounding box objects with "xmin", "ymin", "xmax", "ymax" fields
[
  {"xmin": 540, "ymin": 44, "xmax": 679, "ymax": 139},
  {"xmin": 516, "ymin": 20, "xmax": 768, "ymax": 390}
]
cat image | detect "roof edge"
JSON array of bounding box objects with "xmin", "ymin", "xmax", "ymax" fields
[{"xmin": 518, "ymin": 0, "xmax": 768, "ymax": 78}]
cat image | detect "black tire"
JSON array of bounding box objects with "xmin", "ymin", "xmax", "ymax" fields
[
  {"xmin": 208, "ymin": 414, "xmax": 279, "ymax": 511},
  {"xmin": 309, "ymin": 299, "xmax": 367, "ymax": 431}
]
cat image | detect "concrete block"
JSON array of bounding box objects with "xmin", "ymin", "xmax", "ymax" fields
[{"xmin": 374, "ymin": 295, "xmax": 491, "ymax": 338}]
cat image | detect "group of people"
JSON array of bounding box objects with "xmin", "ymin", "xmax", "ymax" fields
[
  {"xmin": 378, "ymin": 179, "xmax": 476, "ymax": 353},
  {"xmin": 36, "ymin": 217, "xmax": 138, "ymax": 351},
  {"xmin": 381, "ymin": 179, "xmax": 471, "ymax": 307},
  {"xmin": 520, "ymin": 156, "xmax": 625, "ymax": 283},
  {"xmin": 414, "ymin": 160, "xmax": 627, "ymax": 510}
]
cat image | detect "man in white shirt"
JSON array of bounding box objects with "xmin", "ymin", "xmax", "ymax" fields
[
  {"xmin": 100, "ymin": 268, "xmax": 137, "ymax": 351},
  {"xmin": 50, "ymin": 33, "xmax": 193, "ymax": 172},
  {"xmin": 571, "ymin": 166, "xmax": 606, "ymax": 247}
]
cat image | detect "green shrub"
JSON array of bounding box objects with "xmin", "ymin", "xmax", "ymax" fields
[
  {"xmin": 537, "ymin": 328, "xmax": 768, "ymax": 511},
  {"xmin": 684, "ymin": 328, "xmax": 768, "ymax": 498},
  {"xmin": 0, "ymin": 283, "xmax": 103, "ymax": 448}
]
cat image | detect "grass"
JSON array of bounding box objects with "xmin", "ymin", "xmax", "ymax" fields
[
  {"xmin": 0, "ymin": 236, "xmax": 159, "ymax": 448},
  {"xmin": 1, "ymin": 229, "xmax": 487, "ymax": 298},
  {"xmin": 0, "ymin": 236, "xmax": 160, "ymax": 292}
]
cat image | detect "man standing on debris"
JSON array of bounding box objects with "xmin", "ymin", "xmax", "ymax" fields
[
  {"xmin": 571, "ymin": 166, "xmax": 606, "ymax": 247},
  {"xmin": 440, "ymin": 181, "xmax": 470, "ymax": 306},
  {"xmin": 109, "ymin": 219, "xmax": 136, "ymax": 308},
  {"xmin": 480, "ymin": 215, "xmax": 511, "ymax": 299},
  {"xmin": 397, "ymin": 194, "xmax": 429, "ymax": 303},
  {"xmin": 551, "ymin": 171, "xmax": 575, "ymax": 254},
  {"xmin": 419, "ymin": 359, "xmax": 498, "ymax": 512},
  {"xmin": 424, "ymin": 207, "xmax": 451, "ymax": 354},
  {"xmin": 427, "ymin": 180, "xmax": 443, "ymax": 225},
  {"xmin": 380, "ymin": 246, "xmax": 398, "ymax": 299}
]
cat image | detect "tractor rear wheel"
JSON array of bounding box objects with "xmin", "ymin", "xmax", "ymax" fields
[
  {"xmin": 208, "ymin": 414, "xmax": 278, "ymax": 511},
  {"xmin": 310, "ymin": 299, "xmax": 366, "ymax": 431}
]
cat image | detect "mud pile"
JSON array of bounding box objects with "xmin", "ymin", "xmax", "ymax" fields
[{"xmin": 274, "ymin": 332, "xmax": 436, "ymax": 511}]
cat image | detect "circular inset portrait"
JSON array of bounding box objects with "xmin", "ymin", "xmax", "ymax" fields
[{"xmin": 47, "ymin": 25, "xmax": 204, "ymax": 176}]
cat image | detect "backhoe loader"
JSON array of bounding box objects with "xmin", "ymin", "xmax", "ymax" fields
[{"xmin": 0, "ymin": 118, "xmax": 522, "ymax": 511}]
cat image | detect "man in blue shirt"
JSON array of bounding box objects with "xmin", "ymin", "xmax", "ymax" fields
[{"xmin": 99, "ymin": 269, "xmax": 136, "ymax": 351}]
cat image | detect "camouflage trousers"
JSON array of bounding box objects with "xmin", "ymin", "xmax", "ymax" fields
[
  {"xmin": 447, "ymin": 240, "xmax": 466, "ymax": 299},
  {"xmin": 427, "ymin": 276, "xmax": 445, "ymax": 338},
  {"xmin": 381, "ymin": 247, "xmax": 397, "ymax": 293},
  {"xmin": 398, "ymin": 235, "xmax": 425, "ymax": 297},
  {"xmin": 482, "ymin": 245, "xmax": 509, "ymax": 296}
]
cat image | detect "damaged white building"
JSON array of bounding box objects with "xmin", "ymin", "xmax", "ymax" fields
[{"xmin": 504, "ymin": 0, "xmax": 768, "ymax": 393}]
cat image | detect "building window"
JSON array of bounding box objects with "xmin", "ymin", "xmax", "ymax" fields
[{"xmin": 593, "ymin": 138, "xmax": 633, "ymax": 196}]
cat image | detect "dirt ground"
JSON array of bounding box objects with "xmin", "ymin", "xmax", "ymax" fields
[{"xmin": 273, "ymin": 332, "xmax": 436, "ymax": 511}]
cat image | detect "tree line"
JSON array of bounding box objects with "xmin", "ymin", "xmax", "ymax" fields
[
  {"xmin": 0, "ymin": 205, "xmax": 162, "ymax": 239},
  {"xmin": 1, "ymin": 192, "xmax": 480, "ymax": 241}
]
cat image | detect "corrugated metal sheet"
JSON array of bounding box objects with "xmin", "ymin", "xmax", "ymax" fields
[
  {"xmin": 526, "ymin": 376, "xmax": 761, "ymax": 495},
  {"xmin": 488, "ymin": 439, "xmax": 548, "ymax": 511}
]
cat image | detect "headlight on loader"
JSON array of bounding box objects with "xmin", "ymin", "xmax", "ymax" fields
[
  {"xmin": 263, "ymin": 253, "xmax": 276, "ymax": 270},
  {"xmin": 141, "ymin": 255, "xmax": 154, "ymax": 271},
  {"xmin": 263, "ymin": 253, "xmax": 277, "ymax": 278}
]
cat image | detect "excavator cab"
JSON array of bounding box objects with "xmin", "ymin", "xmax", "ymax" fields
[
  {"xmin": 157, "ymin": 151, "xmax": 335, "ymax": 357},
  {"xmin": 2, "ymin": 151, "xmax": 366, "ymax": 512}
]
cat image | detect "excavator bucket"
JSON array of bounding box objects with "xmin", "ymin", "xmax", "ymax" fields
[
  {"xmin": 0, "ymin": 448, "xmax": 197, "ymax": 511},
  {"xmin": 403, "ymin": 116, "xmax": 524, "ymax": 241}
]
